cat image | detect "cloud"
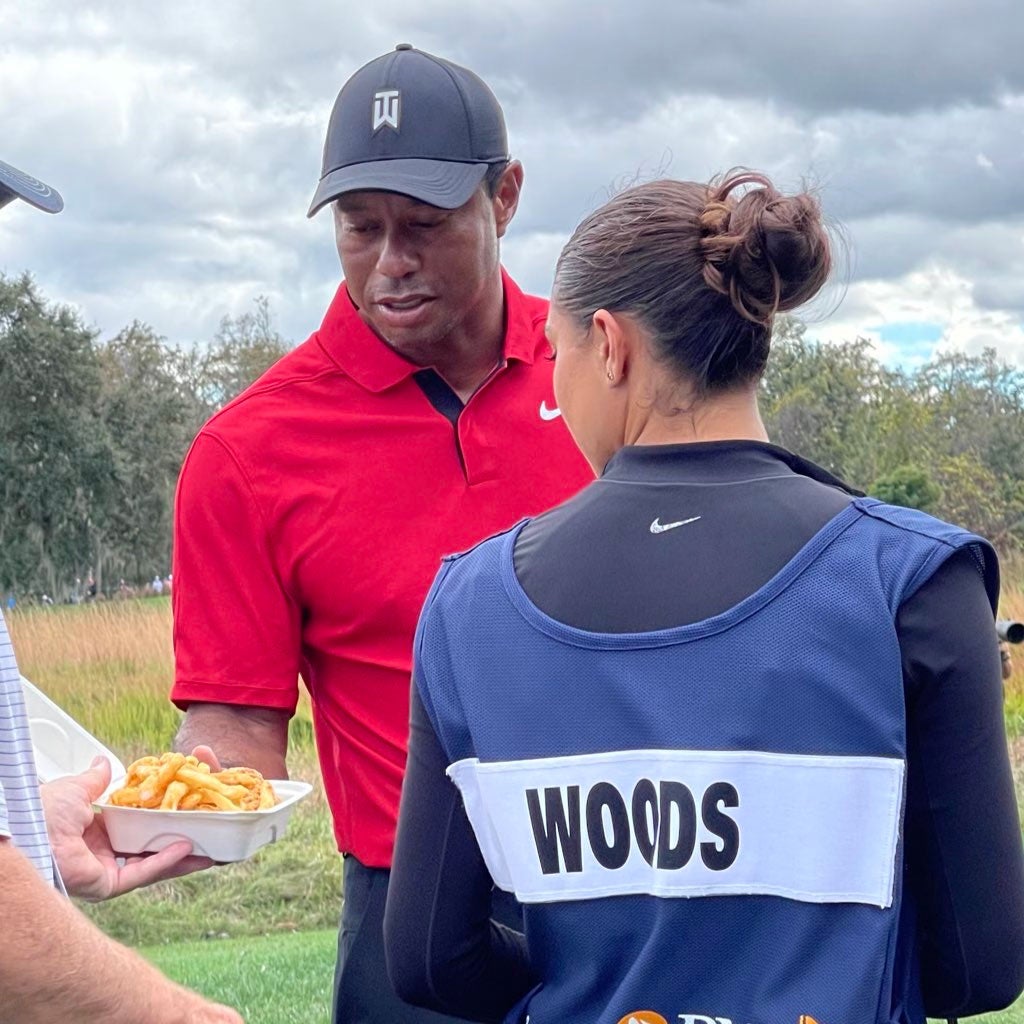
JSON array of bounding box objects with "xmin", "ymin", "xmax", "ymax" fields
[
  {"xmin": 812, "ymin": 264, "xmax": 1024, "ymax": 367},
  {"xmin": 1, "ymin": 0, "xmax": 1023, "ymax": 362},
  {"xmin": 396, "ymin": 0, "xmax": 1024, "ymax": 118}
]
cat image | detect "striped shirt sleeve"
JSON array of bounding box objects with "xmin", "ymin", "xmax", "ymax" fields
[{"xmin": 0, "ymin": 613, "xmax": 56, "ymax": 886}]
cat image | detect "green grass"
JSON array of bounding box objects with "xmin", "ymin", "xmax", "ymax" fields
[
  {"xmin": 1005, "ymin": 692, "xmax": 1024, "ymax": 740},
  {"xmin": 986, "ymin": 1003, "xmax": 1024, "ymax": 1024},
  {"xmin": 144, "ymin": 930, "xmax": 1024, "ymax": 1024},
  {"xmin": 142, "ymin": 930, "xmax": 335, "ymax": 1024},
  {"xmin": 932, "ymin": 998, "xmax": 1024, "ymax": 1024}
]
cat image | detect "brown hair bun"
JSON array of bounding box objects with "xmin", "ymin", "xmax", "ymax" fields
[{"xmin": 700, "ymin": 171, "xmax": 831, "ymax": 326}]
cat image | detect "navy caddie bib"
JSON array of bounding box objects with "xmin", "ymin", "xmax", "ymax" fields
[{"xmin": 413, "ymin": 498, "xmax": 997, "ymax": 1024}]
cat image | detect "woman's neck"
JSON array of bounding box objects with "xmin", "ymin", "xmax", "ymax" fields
[{"xmin": 629, "ymin": 388, "xmax": 768, "ymax": 447}]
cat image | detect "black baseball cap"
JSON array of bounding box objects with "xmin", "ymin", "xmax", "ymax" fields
[
  {"xmin": 0, "ymin": 158, "xmax": 63, "ymax": 214},
  {"xmin": 307, "ymin": 44, "xmax": 509, "ymax": 217}
]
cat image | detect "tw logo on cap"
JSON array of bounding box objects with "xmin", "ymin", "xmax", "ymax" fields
[{"xmin": 372, "ymin": 89, "xmax": 401, "ymax": 132}]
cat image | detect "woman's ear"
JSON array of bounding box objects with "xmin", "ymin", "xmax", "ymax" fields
[{"xmin": 592, "ymin": 309, "xmax": 630, "ymax": 385}]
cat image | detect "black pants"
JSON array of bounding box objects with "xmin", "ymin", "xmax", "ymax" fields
[{"xmin": 332, "ymin": 855, "xmax": 522, "ymax": 1023}]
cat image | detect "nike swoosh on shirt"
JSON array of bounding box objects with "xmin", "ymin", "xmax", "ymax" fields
[
  {"xmin": 539, "ymin": 401, "xmax": 561, "ymax": 421},
  {"xmin": 649, "ymin": 515, "xmax": 702, "ymax": 534}
]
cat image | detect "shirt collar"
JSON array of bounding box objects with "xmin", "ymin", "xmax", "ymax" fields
[
  {"xmin": 500, "ymin": 269, "xmax": 540, "ymax": 366},
  {"xmin": 315, "ymin": 268, "xmax": 538, "ymax": 394},
  {"xmin": 602, "ymin": 440, "xmax": 863, "ymax": 495}
]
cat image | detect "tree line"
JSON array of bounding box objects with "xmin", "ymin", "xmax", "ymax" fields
[
  {"xmin": 0, "ymin": 274, "xmax": 289, "ymax": 601},
  {"xmin": 2, "ymin": 272, "xmax": 1023, "ymax": 601},
  {"xmin": 762, "ymin": 317, "xmax": 1024, "ymax": 549}
]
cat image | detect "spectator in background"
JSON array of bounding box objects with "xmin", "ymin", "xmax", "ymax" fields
[
  {"xmin": 1001, "ymin": 642, "xmax": 1014, "ymax": 681},
  {"xmin": 152, "ymin": 575, "xmax": 164, "ymax": 596}
]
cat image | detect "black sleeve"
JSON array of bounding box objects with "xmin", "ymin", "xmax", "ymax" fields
[
  {"xmin": 384, "ymin": 686, "xmax": 536, "ymax": 1022},
  {"xmin": 898, "ymin": 549, "xmax": 1024, "ymax": 1017}
]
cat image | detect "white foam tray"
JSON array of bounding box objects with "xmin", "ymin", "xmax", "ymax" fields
[
  {"xmin": 97, "ymin": 779, "xmax": 313, "ymax": 862},
  {"xmin": 21, "ymin": 675, "xmax": 126, "ymax": 783}
]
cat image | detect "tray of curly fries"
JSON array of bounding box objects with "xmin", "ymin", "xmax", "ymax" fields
[{"xmin": 98, "ymin": 752, "xmax": 313, "ymax": 862}]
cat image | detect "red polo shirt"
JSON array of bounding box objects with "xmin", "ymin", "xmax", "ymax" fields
[{"xmin": 171, "ymin": 271, "xmax": 593, "ymax": 867}]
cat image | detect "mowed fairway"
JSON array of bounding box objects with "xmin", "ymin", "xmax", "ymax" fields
[
  {"xmin": 8, "ymin": 593, "xmax": 1024, "ymax": 1023},
  {"xmin": 143, "ymin": 930, "xmax": 336, "ymax": 1024}
]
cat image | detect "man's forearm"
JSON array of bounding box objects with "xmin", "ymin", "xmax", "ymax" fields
[
  {"xmin": 174, "ymin": 702, "xmax": 290, "ymax": 778},
  {"xmin": 0, "ymin": 841, "xmax": 216, "ymax": 1024}
]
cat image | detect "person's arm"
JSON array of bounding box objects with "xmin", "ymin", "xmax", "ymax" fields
[
  {"xmin": 0, "ymin": 838, "xmax": 243, "ymax": 1024},
  {"xmin": 42, "ymin": 756, "xmax": 214, "ymax": 901},
  {"xmin": 174, "ymin": 703, "xmax": 290, "ymax": 779},
  {"xmin": 170, "ymin": 432, "xmax": 301, "ymax": 774},
  {"xmin": 899, "ymin": 549, "xmax": 1024, "ymax": 1017},
  {"xmin": 384, "ymin": 686, "xmax": 534, "ymax": 1022}
]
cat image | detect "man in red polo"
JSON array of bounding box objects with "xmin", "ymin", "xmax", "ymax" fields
[{"xmin": 171, "ymin": 45, "xmax": 593, "ymax": 1022}]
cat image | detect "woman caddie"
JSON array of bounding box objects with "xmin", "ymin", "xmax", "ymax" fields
[{"xmin": 385, "ymin": 171, "xmax": 1024, "ymax": 1024}]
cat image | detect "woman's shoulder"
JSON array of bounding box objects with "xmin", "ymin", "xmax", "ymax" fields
[
  {"xmin": 851, "ymin": 497, "xmax": 999, "ymax": 612},
  {"xmin": 853, "ymin": 497, "xmax": 993, "ymax": 549}
]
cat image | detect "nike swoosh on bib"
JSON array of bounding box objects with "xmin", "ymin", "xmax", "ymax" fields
[
  {"xmin": 539, "ymin": 401, "xmax": 561, "ymax": 421},
  {"xmin": 650, "ymin": 516, "xmax": 701, "ymax": 534}
]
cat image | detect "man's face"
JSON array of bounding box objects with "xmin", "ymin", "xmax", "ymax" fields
[{"xmin": 333, "ymin": 165, "xmax": 521, "ymax": 365}]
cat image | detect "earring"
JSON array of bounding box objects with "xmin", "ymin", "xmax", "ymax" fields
[{"xmin": 607, "ymin": 371, "xmax": 614, "ymax": 381}]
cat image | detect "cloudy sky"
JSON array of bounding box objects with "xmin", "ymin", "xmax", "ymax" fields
[{"xmin": 2, "ymin": 0, "xmax": 1023, "ymax": 366}]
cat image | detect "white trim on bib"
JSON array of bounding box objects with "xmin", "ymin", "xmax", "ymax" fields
[{"xmin": 448, "ymin": 748, "xmax": 904, "ymax": 908}]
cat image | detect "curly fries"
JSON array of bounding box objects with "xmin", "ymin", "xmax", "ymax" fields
[{"xmin": 107, "ymin": 753, "xmax": 278, "ymax": 811}]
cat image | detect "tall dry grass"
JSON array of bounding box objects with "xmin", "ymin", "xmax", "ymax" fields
[
  {"xmin": 9, "ymin": 599, "xmax": 182, "ymax": 761},
  {"xmin": 7, "ymin": 597, "xmax": 316, "ymax": 763},
  {"xmin": 11, "ymin": 598, "xmax": 175, "ymax": 676}
]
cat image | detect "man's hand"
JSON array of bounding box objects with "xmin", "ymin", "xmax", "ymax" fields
[
  {"xmin": 190, "ymin": 744, "xmax": 222, "ymax": 771},
  {"xmin": 41, "ymin": 756, "xmax": 215, "ymax": 901}
]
